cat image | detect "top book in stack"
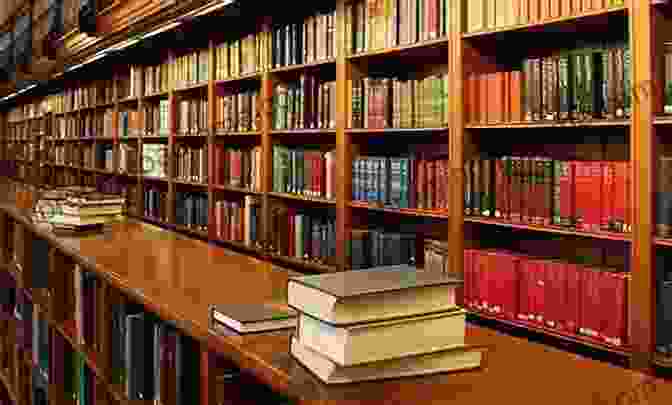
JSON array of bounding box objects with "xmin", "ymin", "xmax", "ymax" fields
[{"xmin": 287, "ymin": 265, "xmax": 463, "ymax": 325}]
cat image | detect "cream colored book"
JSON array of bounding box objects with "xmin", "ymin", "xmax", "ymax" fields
[
  {"xmin": 291, "ymin": 337, "xmax": 483, "ymax": 385},
  {"xmin": 288, "ymin": 266, "xmax": 462, "ymax": 325},
  {"xmin": 297, "ymin": 309, "xmax": 466, "ymax": 366}
]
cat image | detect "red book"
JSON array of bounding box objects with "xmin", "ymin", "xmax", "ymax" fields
[
  {"xmin": 529, "ymin": 0, "xmax": 540, "ymax": 23},
  {"xmin": 479, "ymin": 74, "xmax": 488, "ymax": 124},
  {"xmin": 574, "ymin": 161, "xmax": 600, "ymax": 232},
  {"xmin": 503, "ymin": 71, "xmax": 511, "ymax": 123},
  {"xmin": 474, "ymin": 249, "xmax": 486, "ymax": 311},
  {"xmin": 510, "ymin": 71, "xmax": 523, "ymax": 122},
  {"xmin": 612, "ymin": 273, "xmax": 628, "ymax": 346},
  {"xmin": 417, "ymin": 159, "xmax": 426, "ymax": 209},
  {"xmin": 558, "ymin": 160, "xmax": 573, "ymax": 227},
  {"xmin": 612, "ymin": 161, "xmax": 627, "ymax": 232},
  {"xmin": 588, "ymin": 268, "xmax": 601, "ymax": 340},
  {"xmin": 626, "ymin": 161, "xmax": 632, "ymax": 233},
  {"xmin": 516, "ymin": 257, "xmax": 530, "ymax": 321},
  {"xmin": 287, "ymin": 208, "xmax": 295, "ymax": 256},
  {"xmin": 563, "ymin": 262, "xmax": 581, "ymax": 335},
  {"xmin": 470, "ymin": 74, "xmax": 480, "ymax": 124},
  {"xmin": 601, "ymin": 162, "xmax": 614, "ymax": 232},
  {"xmin": 497, "ymin": 251, "xmax": 519, "ymax": 320},
  {"xmin": 463, "ymin": 249, "xmax": 473, "ymax": 308},
  {"xmin": 316, "ymin": 152, "xmax": 323, "ymax": 197},
  {"xmin": 534, "ymin": 259, "xmax": 548, "ymax": 325}
]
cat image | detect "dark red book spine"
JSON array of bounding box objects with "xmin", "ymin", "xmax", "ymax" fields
[
  {"xmin": 564, "ymin": 262, "xmax": 581, "ymax": 335},
  {"xmin": 464, "ymin": 248, "xmax": 474, "ymax": 308},
  {"xmin": 474, "ymin": 249, "xmax": 484, "ymax": 311},
  {"xmin": 517, "ymin": 257, "xmax": 531, "ymax": 321}
]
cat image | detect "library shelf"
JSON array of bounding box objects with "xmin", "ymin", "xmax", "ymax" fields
[
  {"xmin": 270, "ymin": 129, "xmax": 336, "ymax": 135},
  {"xmin": 94, "ymin": 101, "xmax": 116, "ymax": 109},
  {"xmin": 269, "ymin": 58, "xmax": 336, "ymax": 74},
  {"xmin": 464, "ymin": 216, "xmax": 631, "ymax": 242},
  {"xmin": 143, "ymin": 90, "xmax": 170, "ymax": 100},
  {"xmin": 654, "ymin": 115, "xmax": 672, "ymax": 125},
  {"xmin": 347, "ymin": 37, "xmax": 449, "ymax": 61},
  {"xmin": 174, "ymin": 132, "xmax": 209, "ymax": 138},
  {"xmin": 211, "ymin": 238, "xmax": 266, "ymax": 256},
  {"xmin": 214, "ymin": 130, "xmax": 261, "ymax": 136},
  {"xmin": 465, "ymin": 119, "xmax": 631, "ymax": 129},
  {"xmin": 117, "ymin": 96, "xmax": 139, "ymax": 105},
  {"xmin": 468, "ymin": 310, "xmax": 631, "ymax": 357},
  {"xmin": 267, "ymin": 192, "xmax": 336, "ymax": 205},
  {"xmin": 174, "ymin": 81, "xmax": 209, "ymax": 93},
  {"xmin": 214, "ymin": 72, "xmax": 262, "ymax": 86},
  {"xmin": 349, "ymin": 201, "xmax": 450, "ymax": 219},
  {"xmin": 174, "ymin": 224, "xmax": 209, "ymax": 238},
  {"xmin": 347, "ymin": 127, "xmax": 449, "ymax": 134},
  {"xmin": 655, "ymin": 238, "xmax": 672, "ymax": 247},
  {"xmin": 212, "ymin": 184, "xmax": 262, "ymax": 195},
  {"xmin": 173, "ymin": 179, "xmax": 208, "ymax": 187},
  {"xmin": 95, "ymin": 136, "xmax": 116, "ymax": 141},
  {"xmin": 461, "ymin": 6, "xmax": 627, "ymax": 39}
]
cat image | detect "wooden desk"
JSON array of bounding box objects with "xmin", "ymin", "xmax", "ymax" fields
[{"xmin": 0, "ymin": 182, "xmax": 669, "ymax": 405}]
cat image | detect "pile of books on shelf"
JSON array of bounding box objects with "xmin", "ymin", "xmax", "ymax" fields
[
  {"xmin": 288, "ymin": 265, "xmax": 483, "ymax": 384},
  {"xmin": 32, "ymin": 186, "xmax": 125, "ymax": 232}
]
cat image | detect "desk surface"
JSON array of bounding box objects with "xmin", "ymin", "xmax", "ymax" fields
[{"xmin": 0, "ymin": 182, "xmax": 669, "ymax": 404}]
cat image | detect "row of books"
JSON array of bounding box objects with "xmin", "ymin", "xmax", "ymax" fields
[
  {"xmin": 175, "ymin": 145, "xmax": 208, "ymax": 184},
  {"xmin": 143, "ymin": 100, "xmax": 171, "ymax": 136},
  {"xmin": 142, "ymin": 144, "xmax": 169, "ymax": 178},
  {"xmin": 466, "ymin": 44, "xmax": 631, "ymax": 124},
  {"xmin": 118, "ymin": 111, "xmax": 143, "ymax": 138},
  {"xmin": 272, "ymin": 146, "xmax": 336, "ymax": 199},
  {"xmin": 55, "ymin": 112, "xmax": 114, "ymax": 139},
  {"xmin": 273, "ymin": 78, "xmax": 336, "ymax": 130},
  {"xmin": 351, "ymin": 228, "xmax": 417, "ymax": 269},
  {"xmin": 57, "ymin": 82, "xmax": 115, "ymax": 112},
  {"xmin": 143, "ymin": 62, "xmax": 173, "ymax": 96},
  {"xmin": 108, "ymin": 298, "xmax": 201, "ymax": 402},
  {"xmin": 144, "ymin": 187, "xmax": 169, "ymax": 222},
  {"xmin": 175, "ymin": 192, "xmax": 208, "ymax": 231},
  {"xmin": 215, "ymin": 31, "xmax": 272, "ymax": 80},
  {"xmin": 271, "ymin": 9, "xmax": 336, "ymax": 68},
  {"xmin": 465, "ymin": 248, "xmax": 628, "ymax": 347},
  {"xmin": 346, "ymin": 0, "xmax": 452, "ymax": 54},
  {"xmin": 466, "ymin": 0, "xmax": 625, "ymax": 33},
  {"xmin": 7, "ymin": 100, "xmax": 49, "ymax": 121},
  {"xmin": 177, "ymin": 99, "xmax": 209, "ymax": 135},
  {"xmin": 353, "ymin": 155, "xmax": 450, "ymax": 210},
  {"xmin": 121, "ymin": 68, "xmax": 142, "ymax": 100},
  {"xmin": 214, "ymin": 196, "xmax": 261, "ymax": 247},
  {"xmin": 216, "ymin": 89, "xmax": 260, "ymax": 132},
  {"xmin": 268, "ymin": 205, "xmax": 336, "ymax": 265},
  {"xmin": 212, "ymin": 145, "xmax": 262, "ymax": 192},
  {"xmin": 464, "ymin": 157, "xmax": 632, "ymax": 233},
  {"xmin": 351, "ymin": 74, "xmax": 449, "ymax": 129},
  {"xmin": 174, "ymin": 49, "xmax": 210, "ymax": 89}
]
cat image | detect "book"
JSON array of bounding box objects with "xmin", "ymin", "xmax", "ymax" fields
[
  {"xmin": 288, "ymin": 265, "xmax": 462, "ymax": 325},
  {"xmin": 291, "ymin": 337, "xmax": 483, "ymax": 384},
  {"xmin": 297, "ymin": 309, "xmax": 466, "ymax": 366},
  {"xmin": 210, "ymin": 303, "xmax": 297, "ymax": 334}
]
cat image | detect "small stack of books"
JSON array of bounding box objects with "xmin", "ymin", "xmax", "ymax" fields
[
  {"xmin": 288, "ymin": 265, "xmax": 483, "ymax": 384},
  {"xmin": 33, "ymin": 187, "xmax": 125, "ymax": 232}
]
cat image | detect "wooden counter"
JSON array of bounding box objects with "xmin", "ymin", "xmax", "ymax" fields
[{"xmin": 0, "ymin": 182, "xmax": 670, "ymax": 405}]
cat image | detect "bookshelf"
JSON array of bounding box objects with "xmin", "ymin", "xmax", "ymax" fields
[{"xmin": 1, "ymin": 0, "xmax": 671, "ymax": 375}]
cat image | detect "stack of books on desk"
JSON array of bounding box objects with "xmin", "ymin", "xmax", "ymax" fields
[
  {"xmin": 33, "ymin": 188, "xmax": 125, "ymax": 231},
  {"xmin": 287, "ymin": 265, "xmax": 483, "ymax": 384}
]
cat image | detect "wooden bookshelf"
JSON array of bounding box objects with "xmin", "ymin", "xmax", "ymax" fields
[{"xmin": 0, "ymin": 0, "xmax": 670, "ymax": 378}]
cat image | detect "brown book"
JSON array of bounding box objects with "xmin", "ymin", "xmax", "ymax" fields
[
  {"xmin": 495, "ymin": 157, "xmax": 509, "ymax": 219},
  {"xmin": 509, "ymin": 156, "xmax": 522, "ymax": 222},
  {"xmin": 542, "ymin": 157, "xmax": 554, "ymax": 226},
  {"xmin": 551, "ymin": 0, "xmax": 560, "ymax": 18},
  {"xmin": 211, "ymin": 303, "xmax": 297, "ymax": 334},
  {"xmin": 486, "ymin": 73, "xmax": 496, "ymax": 123},
  {"xmin": 521, "ymin": 156, "xmax": 531, "ymax": 223},
  {"xmin": 541, "ymin": 0, "xmax": 549, "ymax": 20},
  {"xmin": 503, "ymin": 71, "xmax": 511, "ymax": 122},
  {"xmin": 464, "ymin": 160, "xmax": 472, "ymax": 215},
  {"xmin": 510, "ymin": 70, "xmax": 523, "ymax": 122},
  {"xmin": 288, "ymin": 265, "xmax": 463, "ymax": 325},
  {"xmin": 529, "ymin": 0, "xmax": 540, "ymax": 22},
  {"xmin": 481, "ymin": 158, "xmax": 492, "ymax": 216},
  {"xmin": 519, "ymin": 0, "xmax": 529, "ymax": 23},
  {"xmin": 479, "ymin": 73, "xmax": 488, "ymax": 124},
  {"xmin": 473, "ymin": 158, "xmax": 481, "ymax": 215},
  {"xmin": 542, "ymin": 57, "xmax": 559, "ymax": 120},
  {"xmin": 471, "ymin": 74, "xmax": 481, "ymax": 123}
]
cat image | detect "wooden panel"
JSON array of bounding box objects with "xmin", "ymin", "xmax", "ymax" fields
[
  {"xmin": 629, "ymin": 0, "xmax": 654, "ymax": 371},
  {"xmin": 96, "ymin": 0, "xmax": 174, "ymax": 36},
  {"xmin": 450, "ymin": 0, "xmax": 464, "ymax": 277},
  {"xmin": 336, "ymin": 0, "xmax": 351, "ymax": 272}
]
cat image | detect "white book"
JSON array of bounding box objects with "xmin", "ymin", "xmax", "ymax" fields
[
  {"xmin": 291, "ymin": 337, "xmax": 483, "ymax": 385},
  {"xmin": 297, "ymin": 309, "xmax": 466, "ymax": 366}
]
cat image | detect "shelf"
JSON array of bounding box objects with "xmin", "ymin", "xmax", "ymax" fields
[
  {"xmin": 654, "ymin": 115, "xmax": 672, "ymax": 125},
  {"xmin": 142, "ymin": 176, "xmax": 168, "ymax": 182},
  {"xmin": 464, "ymin": 216, "xmax": 631, "ymax": 241},
  {"xmin": 173, "ymin": 81, "xmax": 208, "ymax": 93},
  {"xmin": 173, "ymin": 179, "xmax": 208, "ymax": 187},
  {"xmin": 212, "ymin": 184, "xmax": 261, "ymax": 194},
  {"xmin": 214, "ymin": 72, "xmax": 262, "ymax": 85},
  {"xmin": 118, "ymin": 96, "xmax": 139, "ymax": 104},
  {"xmin": 347, "ymin": 127, "xmax": 449, "ymax": 134},
  {"xmin": 95, "ymin": 136, "xmax": 116, "ymax": 141},
  {"xmin": 462, "ymin": 6, "xmax": 627, "ymax": 38},
  {"xmin": 350, "ymin": 201, "xmax": 449, "ymax": 219},
  {"xmin": 654, "ymin": 238, "xmax": 672, "ymax": 247},
  {"xmin": 174, "ymin": 224, "xmax": 208, "ymax": 239},
  {"xmin": 270, "ymin": 58, "xmax": 336, "ymax": 73},
  {"xmin": 95, "ymin": 101, "xmax": 116, "ymax": 109},
  {"xmin": 271, "ymin": 129, "xmax": 336, "ymax": 135},
  {"xmin": 348, "ymin": 37, "xmax": 449, "ymax": 60},
  {"xmin": 267, "ymin": 192, "xmax": 335, "ymax": 205},
  {"xmin": 214, "ymin": 129, "xmax": 261, "ymax": 136},
  {"xmin": 174, "ymin": 132, "xmax": 209, "ymax": 138},
  {"xmin": 143, "ymin": 90, "xmax": 170, "ymax": 99},
  {"xmin": 468, "ymin": 310, "xmax": 631, "ymax": 357},
  {"xmin": 117, "ymin": 171, "xmax": 139, "ymax": 178},
  {"xmin": 465, "ymin": 119, "xmax": 630, "ymax": 129}
]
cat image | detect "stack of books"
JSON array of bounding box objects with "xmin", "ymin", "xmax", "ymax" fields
[
  {"xmin": 33, "ymin": 187, "xmax": 125, "ymax": 232},
  {"xmin": 287, "ymin": 265, "xmax": 484, "ymax": 384}
]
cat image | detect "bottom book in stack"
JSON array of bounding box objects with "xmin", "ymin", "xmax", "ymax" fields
[{"xmin": 290, "ymin": 309, "xmax": 483, "ymax": 384}]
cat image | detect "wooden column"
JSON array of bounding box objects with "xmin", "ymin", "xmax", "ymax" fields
[
  {"xmin": 208, "ymin": 38, "xmax": 217, "ymax": 242},
  {"xmin": 449, "ymin": 0, "xmax": 464, "ymax": 279},
  {"xmin": 336, "ymin": 0, "xmax": 352, "ymax": 272},
  {"xmin": 629, "ymin": 0, "xmax": 655, "ymax": 371}
]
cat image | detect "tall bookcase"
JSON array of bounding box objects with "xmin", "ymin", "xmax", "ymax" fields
[{"xmin": 1, "ymin": 0, "xmax": 671, "ymax": 374}]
